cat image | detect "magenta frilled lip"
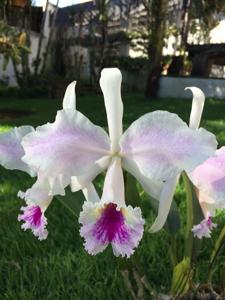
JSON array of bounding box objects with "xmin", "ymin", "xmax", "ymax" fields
[
  {"xmin": 18, "ymin": 205, "xmax": 48, "ymax": 240},
  {"xmin": 192, "ymin": 216, "xmax": 217, "ymax": 239},
  {"xmin": 79, "ymin": 201, "xmax": 144, "ymax": 258},
  {"xmin": 93, "ymin": 203, "xmax": 130, "ymax": 243}
]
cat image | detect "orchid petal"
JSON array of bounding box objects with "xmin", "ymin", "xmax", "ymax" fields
[
  {"xmin": 18, "ymin": 205, "xmax": 48, "ymax": 240},
  {"xmin": 185, "ymin": 87, "xmax": 205, "ymax": 130},
  {"xmin": 190, "ymin": 146, "xmax": 225, "ymax": 210},
  {"xmin": 22, "ymin": 109, "xmax": 111, "ymax": 179},
  {"xmin": 62, "ymin": 81, "xmax": 76, "ymax": 110},
  {"xmin": 101, "ymin": 157, "xmax": 125, "ymax": 208},
  {"xmin": 150, "ymin": 175, "xmax": 179, "ymax": 232},
  {"xmin": 195, "ymin": 190, "xmax": 218, "ymax": 218},
  {"xmin": 71, "ymin": 155, "xmax": 111, "ymax": 192},
  {"xmin": 122, "ymin": 158, "xmax": 163, "ymax": 200},
  {"xmin": 121, "ymin": 111, "xmax": 217, "ymax": 181},
  {"xmin": 0, "ymin": 126, "xmax": 35, "ymax": 176},
  {"xmin": 18, "ymin": 174, "xmax": 53, "ymax": 211},
  {"xmin": 100, "ymin": 68, "xmax": 123, "ymax": 152},
  {"xmin": 82, "ymin": 183, "xmax": 100, "ymax": 203},
  {"xmin": 79, "ymin": 201, "xmax": 144, "ymax": 258}
]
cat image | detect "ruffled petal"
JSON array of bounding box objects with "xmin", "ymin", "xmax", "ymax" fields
[
  {"xmin": 190, "ymin": 147, "xmax": 225, "ymax": 210},
  {"xmin": 120, "ymin": 111, "xmax": 217, "ymax": 181},
  {"xmin": 0, "ymin": 126, "xmax": 35, "ymax": 175},
  {"xmin": 18, "ymin": 205, "xmax": 48, "ymax": 240},
  {"xmin": 18, "ymin": 174, "xmax": 53, "ymax": 210},
  {"xmin": 79, "ymin": 201, "xmax": 144, "ymax": 258},
  {"xmin": 192, "ymin": 216, "xmax": 217, "ymax": 239},
  {"xmin": 100, "ymin": 68, "xmax": 123, "ymax": 152},
  {"xmin": 22, "ymin": 109, "xmax": 111, "ymax": 179}
]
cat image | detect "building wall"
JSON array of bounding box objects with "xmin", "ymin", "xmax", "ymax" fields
[
  {"xmin": 121, "ymin": 70, "xmax": 225, "ymax": 99},
  {"xmin": 159, "ymin": 76, "xmax": 225, "ymax": 99}
]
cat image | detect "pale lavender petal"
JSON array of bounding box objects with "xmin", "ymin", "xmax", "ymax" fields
[
  {"xmin": 18, "ymin": 205, "xmax": 48, "ymax": 240},
  {"xmin": 121, "ymin": 111, "xmax": 217, "ymax": 181},
  {"xmin": 22, "ymin": 109, "xmax": 111, "ymax": 179},
  {"xmin": 18, "ymin": 174, "xmax": 53, "ymax": 210},
  {"xmin": 0, "ymin": 126, "xmax": 35, "ymax": 175},
  {"xmin": 192, "ymin": 216, "xmax": 217, "ymax": 239},
  {"xmin": 191, "ymin": 147, "xmax": 225, "ymax": 209},
  {"xmin": 79, "ymin": 201, "xmax": 144, "ymax": 258},
  {"xmin": 71, "ymin": 155, "xmax": 111, "ymax": 192}
]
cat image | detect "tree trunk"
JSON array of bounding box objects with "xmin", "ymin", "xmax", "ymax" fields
[
  {"xmin": 179, "ymin": 0, "xmax": 192, "ymax": 75},
  {"xmin": 40, "ymin": 0, "xmax": 59, "ymax": 75},
  {"xmin": 145, "ymin": 0, "xmax": 168, "ymax": 99},
  {"xmin": 34, "ymin": 0, "xmax": 49, "ymax": 75}
]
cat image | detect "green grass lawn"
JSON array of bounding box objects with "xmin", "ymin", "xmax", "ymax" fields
[{"xmin": 0, "ymin": 93, "xmax": 225, "ymax": 299}]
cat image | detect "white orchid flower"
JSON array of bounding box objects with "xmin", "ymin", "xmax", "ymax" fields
[
  {"xmin": 149, "ymin": 87, "xmax": 207, "ymax": 233},
  {"xmin": 0, "ymin": 68, "xmax": 217, "ymax": 245},
  {"xmin": 149, "ymin": 87, "xmax": 222, "ymax": 239},
  {"xmin": 79, "ymin": 158, "xmax": 144, "ymax": 258},
  {"xmin": 190, "ymin": 146, "xmax": 225, "ymax": 238},
  {"xmin": 0, "ymin": 82, "xmax": 76, "ymax": 240}
]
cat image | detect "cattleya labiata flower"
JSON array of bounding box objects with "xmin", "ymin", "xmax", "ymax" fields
[
  {"xmin": 149, "ymin": 88, "xmax": 224, "ymax": 239},
  {"xmin": 190, "ymin": 147, "xmax": 225, "ymax": 238},
  {"xmin": 79, "ymin": 158, "xmax": 144, "ymax": 257},
  {"xmin": 0, "ymin": 68, "xmax": 219, "ymax": 257}
]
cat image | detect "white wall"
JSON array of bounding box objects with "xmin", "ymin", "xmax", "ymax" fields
[
  {"xmin": 121, "ymin": 71, "xmax": 225, "ymax": 99},
  {"xmin": 159, "ymin": 76, "xmax": 225, "ymax": 99}
]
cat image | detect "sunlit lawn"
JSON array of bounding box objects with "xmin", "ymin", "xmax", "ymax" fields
[{"xmin": 0, "ymin": 93, "xmax": 225, "ymax": 299}]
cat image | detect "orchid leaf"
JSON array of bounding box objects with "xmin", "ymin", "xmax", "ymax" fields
[
  {"xmin": 125, "ymin": 173, "xmax": 140, "ymax": 207},
  {"xmin": 56, "ymin": 187, "xmax": 86, "ymax": 218},
  {"xmin": 171, "ymin": 257, "xmax": 193, "ymax": 298},
  {"xmin": 208, "ymin": 225, "xmax": 225, "ymax": 282},
  {"xmin": 182, "ymin": 172, "xmax": 204, "ymax": 260}
]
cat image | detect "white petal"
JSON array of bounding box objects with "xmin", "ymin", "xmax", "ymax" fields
[
  {"xmin": 185, "ymin": 87, "xmax": 205, "ymax": 130},
  {"xmin": 82, "ymin": 183, "xmax": 100, "ymax": 203},
  {"xmin": 121, "ymin": 111, "xmax": 217, "ymax": 181},
  {"xmin": 22, "ymin": 109, "xmax": 111, "ymax": 178},
  {"xmin": 150, "ymin": 175, "xmax": 180, "ymax": 232},
  {"xmin": 101, "ymin": 157, "xmax": 125, "ymax": 208},
  {"xmin": 18, "ymin": 174, "xmax": 53, "ymax": 211},
  {"xmin": 62, "ymin": 81, "xmax": 76, "ymax": 110},
  {"xmin": 71, "ymin": 155, "xmax": 111, "ymax": 192},
  {"xmin": 0, "ymin": 126, "xmax": 35, "ymax": 176},
  {"xmin": 122, "ymin": 158, "xmax": 163, "ymax": 200},
  {"xmin": 100, "ymin": 68, "xmax": 123, "ymax": 152},
  {"xmin": 190, "ymin": 146, "xmax": 225, "ymax": 209}
]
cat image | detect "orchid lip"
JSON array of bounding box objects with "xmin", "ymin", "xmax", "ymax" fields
[{"xmin": 79, "ymin": 200, "xmax": 145, "ymax": 257}]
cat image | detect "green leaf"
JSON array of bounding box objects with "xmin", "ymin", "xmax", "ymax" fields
[
  {"xmin": 166, "ymin": 200, "xmax": 181, "ymax": 235},
  {"xmin": 171, "ymin": 257, "xmax": 193, "ymax": 298},
  {"xmin": 125, "ymin": 173, "xmax": 140, "ymax": 207},
  {"xmin": 208, "ymin": 225, "xmax": 225, "ymax": 282},
  {"xmin": 182, "ymin": 172, "xmax": 204, "ymax": 260},
  {"xmin": 56, "ymin": 187, "xmax": 86, "ymax": 218}
]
